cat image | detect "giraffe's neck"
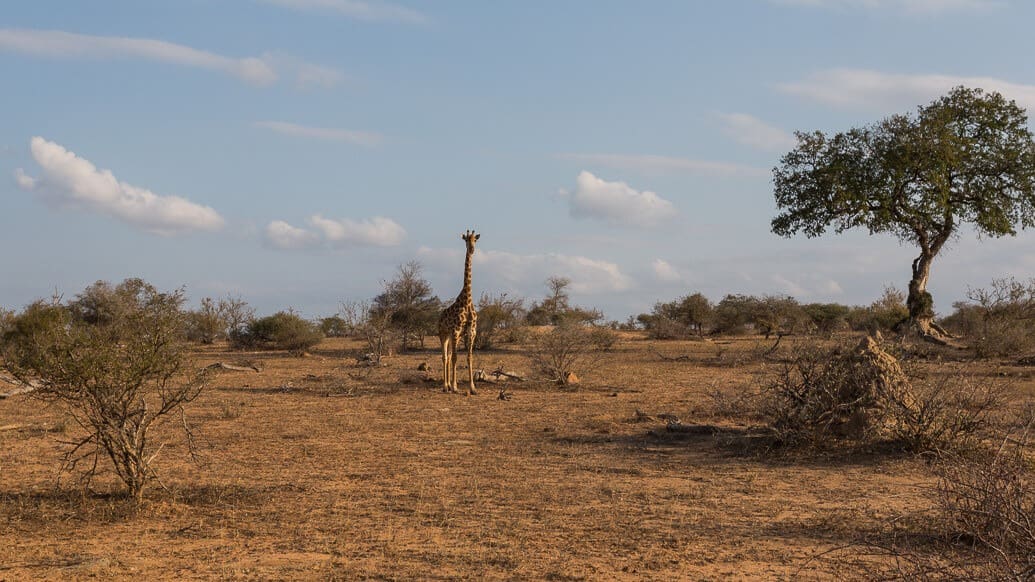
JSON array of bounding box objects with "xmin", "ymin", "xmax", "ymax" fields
[{"xmin": 457, "ymin": 248, "xmax": 473, "ymax": 306}]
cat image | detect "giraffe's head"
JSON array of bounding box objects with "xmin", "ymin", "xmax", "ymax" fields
[{"xmin": 461, "ymin": 230, "xmax": 480, "ymax": 254}]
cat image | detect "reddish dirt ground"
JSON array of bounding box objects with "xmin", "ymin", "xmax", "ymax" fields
[{"xmin": 2, "ymin": 335, "xmax": 1032, "ymax": 580}]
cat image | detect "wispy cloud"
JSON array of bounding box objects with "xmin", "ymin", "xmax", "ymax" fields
[
  {"xmin": 265, "ymin": 215, "xmax": 406, "ymax": 250},
  {"xmin": 258, "ymin": 0, "xmax": 427, "ymax": 24},
  {"xmin": 15, "ymin": 137, "xmax": 225, "ymax": 236},
  {"xmin": 0, "ymin": 28, "xmax": 342, "ymax": 87},
  {"xmin": 778, "ymin": 68, "xmax": 1035, "ymax": 112},
  {"xmin": 253, "ymin": 121, "xmax": 384, "ymax": 146},
  {"xmin": 717, "ymin": 113, "xmax": 797, "ymax": 151},
  {"xmin": 557, "ymin": 153, "xmax": 768, "ymax": 178},
  {"xmin": 265, "ymin": 220, "xmax": 321, "ymax": 250},
  {"xmin": 418, "ymin": 246, "xmax": 632, "ymax": 295},
  {"xmin": 771, "ymin": 0, "xmax": 999, "ymax": 14},
  {"xmin": 652, "ymin": 259, "xmax": 683, "ymax": 283},
  {"xmin": 559, "ymin": 171, "xmax": 677, "ymax": 228}
]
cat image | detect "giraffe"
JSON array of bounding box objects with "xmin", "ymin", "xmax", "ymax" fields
[{"xmin": 438, "ymin": 230, "xmax": 479, "ymax": 395}]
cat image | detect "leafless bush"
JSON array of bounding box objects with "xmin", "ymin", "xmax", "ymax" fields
[
  {"xmin": 1, "ymin": 279, "xmax": 204, "ymax": 499},
  {"xmin": 762, "ymin": 339, "xmax": 1002, "ymax": 452},
  {"xmin": 943, "ymin": 277, "xmax": 1035, "ymax": 357},
  {"xmin": 340, "ymin": 300, "xmax": 397, "ymax": 363},
  {"xmin": 527, "ymin": 323, "xmax": 604, "ymax": 387},
  {"xmin": 931, "ymin": 420, "xmax": 1035, "ymax": 579},
  {"xmin": 187, "ymin": 294, "xmax": 255, "ymax": 345},
  {"xmin": 886, "ymin": 371, "xmax": 1006, "ymax": 453}
]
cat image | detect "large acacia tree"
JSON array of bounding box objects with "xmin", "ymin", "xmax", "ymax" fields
[{"xmin": 772, "ymin": 87, "xmax": 1035, "ymax": 341}]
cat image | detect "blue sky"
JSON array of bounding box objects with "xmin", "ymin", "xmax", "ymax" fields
[{"xmin": 3, "ymin": 0, "xmax": 1035, "ymax": 319}]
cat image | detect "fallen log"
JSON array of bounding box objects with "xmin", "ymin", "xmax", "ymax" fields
[
  {"xmin": 665, "ymin": 422, "xmax": 716, "ymax": 435},
  {"xmin": 0, "ymin": 373, "xmax": 42, "ymax": 398},
  {"xmin": 490, "ymin": 365, "xmax": 525, "ymax": 382},
  {"xmin": 205, "ymin": 362, "xmax": 261, "ymax": 372}
]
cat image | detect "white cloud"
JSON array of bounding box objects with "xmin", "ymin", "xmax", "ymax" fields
[
  {"xmin": 15, "ymin": 137, "xmax": 224, "ymax": 236},
  {"xmin": 309, "ymin": 215, "xmax": 406, "ymax": 246},
  {"xmin": 254, "ymin": 121, "xmax": 384, "ymax": 146},
  {"xmin": 717, "ymin": 113, "xmax": 797, "ymax": 151},
  {"xmin": 0, "ymin": 29, "xmax": 342, "ymax": 87},
  {"xmin": 560, "ymin": 171, "xmax": 677, "ymax": 228},
  {"xmin": 265, "ymin": 220, "xmax": 320, "ymax": 250},
  {"xmin": 771, "ymin": 0, "xmax": 998, "ymax": 13},
  {"xmin": 557, "ymin": 153, "xmax": 767, "ymax": 178},
  {"xmin": 265, "ymin": 215, "xmax": 406, "ymax": 250},
  {"xmin": 259, "ymin": 0, "xmax": 427, "ymax": 23},
  {"xmin": 652, "ymin": 259, "xmax": 682, "ymax": 283},
  {"xmin": 418, "ymin": 246, "xmax": 633, "ymax": 295},
  {"xmin": 778, "ymin": 68, "xmax": 1035, "ymax": 112}
]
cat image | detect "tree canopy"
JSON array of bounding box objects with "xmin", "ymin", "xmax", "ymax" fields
[{"xmin": 772, "ymin": 87, "xmax": 1035, "ymax": 338}]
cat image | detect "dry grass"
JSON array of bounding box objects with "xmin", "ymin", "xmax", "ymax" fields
[{"xmin": 2, "ymin": 334, "xmax": 1034, "ymax": 580}]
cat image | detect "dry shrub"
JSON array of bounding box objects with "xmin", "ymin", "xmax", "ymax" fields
[
  {"xmin": 762, "ymin": 337, "xmax": 1002, "ymax": 452},
  {"xmin": 933, "ymin": 435, "xmax": 1035, "ymax": 579},
  {"xmin": 2, "ymin": 279, "xmax": 203, "ymax": 499},
  {"xmin": 527, "ymin": 323, "xmax": 604, "ymax": 387},
  {"xmin": 952, "ymin": 277, "xmax": 1035, "ymax": 358},
  {"xmin": 887, "ymin": 371, "xmax": 1005, "ymax": 453},
  {"xmin": 588, "ymin": 326, "xmax": 619, "ymax": 351}
]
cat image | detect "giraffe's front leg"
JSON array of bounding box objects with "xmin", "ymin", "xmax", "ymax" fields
[
  {"xmin": 450, "ymin": 337, "xmax": 460, "ymax": 393},
  {"xmin": 466, "ymin": 328, "xmax": 477, "ymax": 396},
  {"xmin": 441, "ymin": 339, "xmax": 451, "ymax": 393}
]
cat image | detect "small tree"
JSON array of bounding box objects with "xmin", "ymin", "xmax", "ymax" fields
[
  {"xmin": 1, "ymin": 279, "xmax": 203, "ymax": 499},
  {"xmin": 319, "ymin": 315, "xmax": 350, "ymax": 338},
  {"xmin": 475, "ymin": 292, "xmax": 526, "ymax": 349},
  {"xmin": 752, "ymin": 295, "xmax": 809, "ymax": 339},
  {"xmin": 802, "ymin": 303, "xmax": 851, "ymax": 335},
  {"xmin": 527, "ymin": 322, "xmax": 602, "ymax": 387},
  {"xmin": 847, "ymin": 287, "xmax": 910, "ymax": 333},
  {"xmin": 712, "ymin": 294, "xmax": 757, "ymax": 335},
  {"xmin": 220, "ymin": 294, "xmax": 254, "ymax": 341},
  {"xmin": 773, "ymin": 87, "xmax": 1035, "ymax": 342},
  {"xmin": 185, "ymin": 296, "xmax": 226, "ymax": 344},
  {"xmin": 950, "ymin": 277, "xmax": 1035, "ymax": 357},
  {"xmin": 340, "ymin": 300, "xmax": 396, "ymax": 362},
  {"xmin": 371, "ymin": 261, "xmax": 441, "ymax": 350},
  {"xmin": 641, "ymin": 292, "xmax": 714, "ymax": 339},
  {"xmin": 526, "ymin": 277, "xmax": 603, "ymax": 326}
]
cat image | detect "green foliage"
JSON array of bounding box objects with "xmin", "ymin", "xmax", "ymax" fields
[
  {"xmin": 773, "ymin": 87, "xmax": 1035, "ymax": 324},
  {"xmin": 640, "ymin": 292, "xmax": 713, "ymax": 339},
  {"xmin": 802, "ymin": 303, "xmax": 850, "ymax": 334},
  {"xmin": 1, "ymin": 279, "xmax": 202, "ymax": 499},
  {"xmin": 237, "ymin": 311, "xmax": 323, "ymax": 355},
  {"xmin": 526, "ymin": 277, "xmax": 603, "ymax": 326},
  {"xmin": 319, "ymin": 315, "xmax": 350, "ymax": 338},
  {"xmin": 712, "ymin": 294, "xmax": 808, "ymax": 337},
  {"xmin": 712, "ymin": 294, "xmax": 756, "ymax": 335}
]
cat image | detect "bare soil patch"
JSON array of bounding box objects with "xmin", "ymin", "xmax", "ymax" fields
[{"xmin": 2, "ymin": 335, "xmax": 1032, "ymax": 579}]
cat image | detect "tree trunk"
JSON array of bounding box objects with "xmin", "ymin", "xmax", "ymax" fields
[{"xmin": 905, "ymin": 251, "xmax": 954, "ymax": 344}]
